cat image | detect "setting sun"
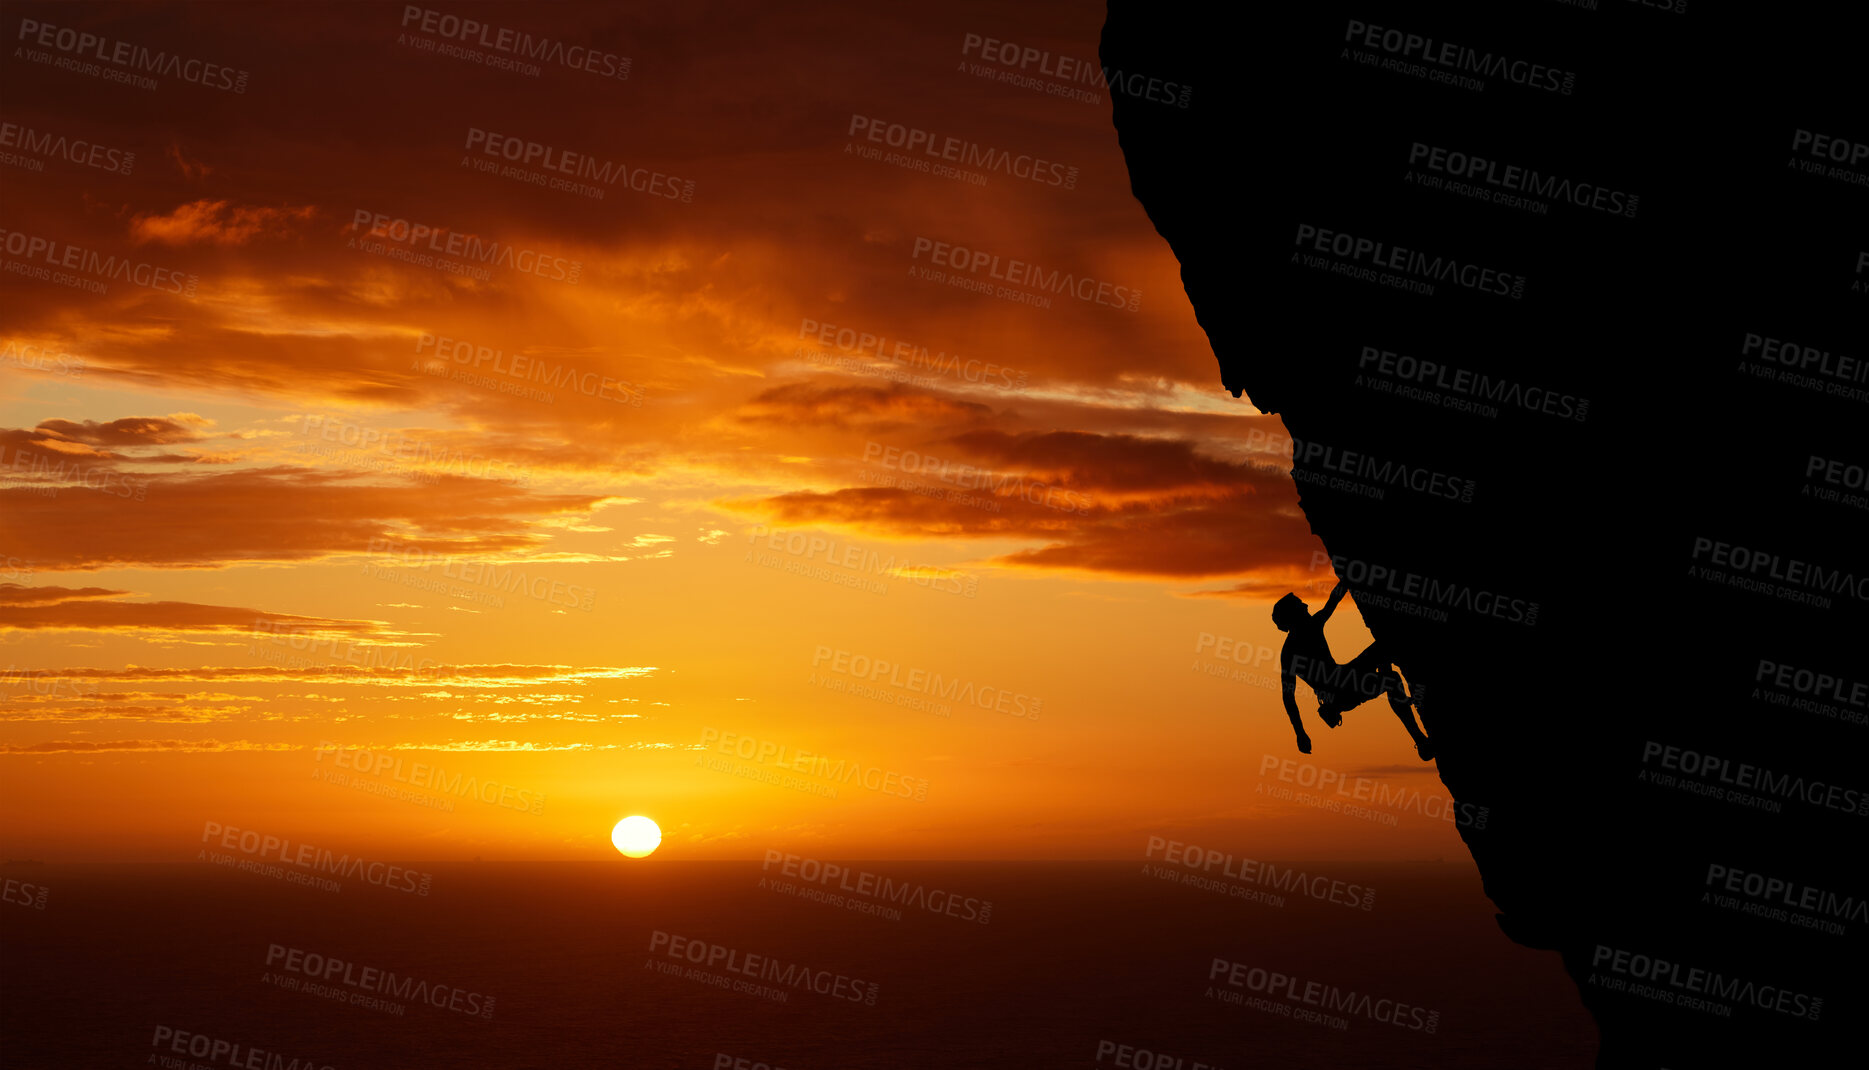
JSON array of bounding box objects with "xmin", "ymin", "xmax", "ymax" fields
[{"xmin": 611, "ymin": 815, "xmax": 663, "ymax": 858}]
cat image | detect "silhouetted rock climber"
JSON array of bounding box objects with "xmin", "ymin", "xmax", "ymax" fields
[{"xmin": 1273, "ymin": 581, "xmax": 1434, "ymax": 760}]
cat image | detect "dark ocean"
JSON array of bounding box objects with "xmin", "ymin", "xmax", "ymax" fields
[{"xmin": 1, "ymin": 861, "xmax": 1595, "ymax": 1068}]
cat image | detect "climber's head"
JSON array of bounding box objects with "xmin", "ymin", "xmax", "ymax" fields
[{"xmin": 1271, "ymin": 593, "xmax": 1308, "ymax": 632}]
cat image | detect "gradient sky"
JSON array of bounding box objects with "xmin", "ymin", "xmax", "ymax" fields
[{"xmin": 0, "ymin": 1, "xmax": 1464, "ymax": 863}]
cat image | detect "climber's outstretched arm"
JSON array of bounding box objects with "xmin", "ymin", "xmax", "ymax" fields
[
  {"xmin": 1281, "ymin": 644, "xmax": 1310, "ymax": 753},
  {"xmin": 1315, "ymin": 580, "xmax": 1348, "ymax": 627}
]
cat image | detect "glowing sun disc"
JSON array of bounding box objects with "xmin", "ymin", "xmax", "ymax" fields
[{"xmin": 611, "ymin": 816, "xmax": 662, "ymax": 858}]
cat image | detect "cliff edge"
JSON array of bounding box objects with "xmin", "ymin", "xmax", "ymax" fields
[{"xmin": 1103, "ymin": 2, "xmax": 1867, "ymax": 1064}]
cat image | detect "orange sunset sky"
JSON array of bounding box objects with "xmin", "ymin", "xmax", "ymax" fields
[{"xmin": 0, "ymin": 1, "xmax": 1460, "ymax": 863}]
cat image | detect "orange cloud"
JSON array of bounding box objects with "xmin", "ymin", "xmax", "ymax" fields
[
  {"xmin": 0, "ymin": 585, "xmax": 125, "ymax": 607},
  {"xmin": 33, "ymin": 415, "xmax": 211, "ymax": 447},
  {"xmin": 733, "ymin": 382, "xmax": 992, "ymax": 431},
  {"xmin": 131, "ymin": 200, "xmax": 318, "ymax": 246},
  {"xmin": 0, "ymin": 704, "xmax": 249, "ymax": 723},
  {"xmin": 0, "ymin": 739, "xmax": 298, "ymax": 754},
  {"xmin": 3, "ymin": 665, "xmax": 655, "ymax": 686},
  {"xmin": 2, "ymin": 466, "xmax": 616, "ymax": 571},
  {"xmin": 0, "ymin": 584, "xmax": 400, "ymax": 636},
  {"xmin": 727, "ymin": 431, "xmax": 1312, "ymax": 580},
  {"xmin": 1183, "ymin": 570, "xmax": 1339, "ymax": 601}
]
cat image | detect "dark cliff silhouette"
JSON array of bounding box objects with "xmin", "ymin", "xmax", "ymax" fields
[{"xmin": 1103, "ymin": 2, "xmax": 1867, "ymax": 1065}]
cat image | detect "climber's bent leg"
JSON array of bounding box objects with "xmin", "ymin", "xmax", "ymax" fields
[{"xmin": 1376, "ymin": 665, "xmax": 1433, "ymax": 759}]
